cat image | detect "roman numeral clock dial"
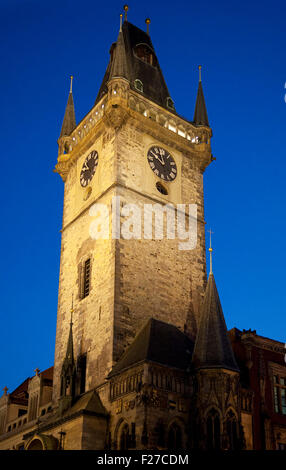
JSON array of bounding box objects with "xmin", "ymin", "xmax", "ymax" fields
[
  {"xmin": 80, "ymin": 150, "xmax": 99, "ymax": 187},
  {"xmin": 147, "ymin": 146, "xmax": 177, "ymax": 181}
]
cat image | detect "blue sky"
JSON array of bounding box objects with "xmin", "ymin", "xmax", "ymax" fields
[{"xmin": 0, "ymin": 0, "xmax": 285, "ymax": 393}]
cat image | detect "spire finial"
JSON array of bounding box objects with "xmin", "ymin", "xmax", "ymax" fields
[
  {"xmin": 119, "ymin": 13, "xmax": 123, "ymax": 31},
  {"xmin": 123, "ymin": 4, "xmax": 128, "ymax": 21},
  {"xmin": 145, "ymin": 18, "xmax": 151, "ymax": 35},
  {"xmin": 198, "ymin": 65, "xmax": 202, "ymax": 82},
  {"xmin": 34, "ymin": 368, "xmax": 40, "ymax": 376},
  {"xmin": 3, "ymin": 386, "xmax": 8, "ymax": 396},
  {"xmin": 70, "ymin": 75, "xmax": 74, "ymax": 93},
  {"xmin": 208, "ymin": 228, "xmax": 214, "ymax": 274}
]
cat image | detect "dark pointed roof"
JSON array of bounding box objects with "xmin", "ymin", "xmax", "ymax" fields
[
  {"xmin": 108, "ymin": 318, "xmax": 194, "ymax": 378},
  {"xmin": 109, "ymin": 29, "xmax": 128, "ymax": 80},
  {"xmin": 193, "ymin": 80, "xmax": 209, "ymax": 127},
  {"xmin": 68, "ymin": 390, "xmax": 108, "ymax": 417},
  {"xmin": 95, "ymin": 21, "xmax": 172, "ymax": 111},
  {"xmin": 62, "ymin": 320, "xmax": 75, "ymax": 371},
  {"xmin": 60, "ymin": 90, "xmax": 76, "ymax": 138},
  {"xmin": 192, "ymin": 274, "xmax": 239, "ymax": 372}
]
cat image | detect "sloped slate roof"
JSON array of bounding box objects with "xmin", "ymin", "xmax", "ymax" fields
[
  {"xmin": 68, "ymin": 390, "xmax": 108, "ymax": 416},
  {"xmin": 95, "ymin": 21, "xmax": 172, "ymax": 111},
  {"xmin": 192, "ymin": 273, "xmax": 239, "ymax": 372},
  {"xmin": 108, "ymin": 318, "xmax": 194, "ymax": 377}
]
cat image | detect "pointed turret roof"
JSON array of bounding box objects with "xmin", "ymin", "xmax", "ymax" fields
[
  {"xmin": 95, "ymin": 21, "xmax": 172, "ymax": 111},
  {"xmin": 59, "ymin": 78, "xmax": 76, "ymax": 138},
  {"xmin": 109, "ymin": 28, "xmax": 129, "ymax": 80},
  {"xmin": 62, "ymin": 318, "xmax": 75, "ymax": 371},
  {"xmin": 192, "ymin": 274, "xmax": 239, "ymax": 372},
  {"xmin": 193, "ymin": 70, "xmax": 209, "ymax": 127}
]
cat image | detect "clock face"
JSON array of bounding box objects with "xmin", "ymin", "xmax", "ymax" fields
[
  {"xmin": 147, "ymin": 146, "xmax": 177, "ymax": 181},
  {"xmin": 80, "ymin": 150, "xmax": 98, "ymax": 187}
]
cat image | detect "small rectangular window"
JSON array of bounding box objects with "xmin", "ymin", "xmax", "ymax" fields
[{"xmin": 83, "ymin": 258, "xmax": 91, "ymax": 298}]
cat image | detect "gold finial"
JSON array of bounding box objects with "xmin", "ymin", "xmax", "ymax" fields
[
  {"xmin": 3, "ymin": 386, "xmax": 8, "ymax": 396},
  {"xmin": 145, "ymin": 18, "xmax": 151, "ymax": 35},
  {"xmin": 208, "ymin": 228, "xmax": 214, "ymax": 274},
  {"xmin": 198, "ymin": 65, "xmax": 202, "ymax": 82},
  {"xmin": 120, "ymin": 13, "xmax": 123, "ymax": 31},
  {"xmin": 123, "ymin": 4, "xmax": 128, "ymax": 21},
  {"xmin": 70, "ymin": 75, "xmax": 74, "ymax": 93},
  {"xmin": 34, "ymin": 368, "xmax": 40, "ymax": 376}
]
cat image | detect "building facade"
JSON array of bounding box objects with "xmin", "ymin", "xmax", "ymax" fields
[{"xmin": 0, "ymin": 12, "xmax": 285, "ymax": 451}]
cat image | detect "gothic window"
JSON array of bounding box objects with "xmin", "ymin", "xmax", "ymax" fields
[
  {"xmin": 226, "ymin": 410, "xmax": 238, "ymax": 450},
  {"xmin": 120, "ymin": 424, "xmax": 130, "ymax": 450},
  {"xmin": 130, "ymin": 423, "xmax": 136, "ymax": 448},
  {"xmin": 167, "ymin": 423, "xmax": 183, "ymax": 449},
  {"xmin": 77, "ymin": 354, "xmax": 87, "ymax": 395},
  {"xmin": 273, "ymin": 375, "xmax": 286, "ymax": 415},
  {"xmin": 206, "ymin": 409, "xmax": 221, "ymax": 450},
  {"xmin": 134, "ymin": 79, "xmax": 143, "ymax": 92}
]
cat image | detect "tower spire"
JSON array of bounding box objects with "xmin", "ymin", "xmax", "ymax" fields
[
  {"xmin": 193, "ymin": 65, "xmax": 209, "ymax": 127},
  {"xmin": 59, "ymin": 76, "xmax": 76, "ymax": 138},
  {"xmin": 109, "ymin": 19, "xmax": 128, "ymax": 80},
  {"xmin": 208, "ymin": 228, "xmax": 214, "ymax": 275}
]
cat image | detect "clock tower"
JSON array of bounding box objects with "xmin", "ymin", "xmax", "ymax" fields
[{"xmin": 53, "ymin": 15, "xmax": 212, "ymax": 404}]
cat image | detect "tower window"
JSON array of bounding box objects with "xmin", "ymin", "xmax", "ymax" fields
[
  {"xmin": 206, "ymin": 408, "xmax": 221, "ymax": 450},
  {"xmin": 156, "ymin": 182, "xmax": 168, "ymax": 195},
  {"xmin": 83, "ymin": 258, "xmax": 91, "ymax": 298},
  {"xmin": 77, "ymin": 354, "xmax": 87, "ymax": 394},
  {"xmin": 134, "ymin": 79, "xmax": 143, "ymax": 92}
]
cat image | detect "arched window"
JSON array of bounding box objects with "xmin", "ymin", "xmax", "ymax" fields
[
  {"xmin": 206, "ymin": 409, "xmax": 221, "ymax": 450},
  {"xmin": 167, "ymin": 423, "xmax": 183, "ymax": 449},
  {"xmin": 134, "ymin": 79, "xmax": 143, "ymax": 92},
  {"xmin": 226, "ymin": 410, "xmax": 238, "ymax": 450},
  {"xmin": 120, "ymin": 424, "xmax": 130, "ymax": 450},
  {"xmin": 26, "ymin": 438, "xmax": 44, "ymax": 450}
]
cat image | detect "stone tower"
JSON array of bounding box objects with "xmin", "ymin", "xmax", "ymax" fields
[{"xmin": 52, "ymin": 16, "xmax": 213, "ymax": 405}]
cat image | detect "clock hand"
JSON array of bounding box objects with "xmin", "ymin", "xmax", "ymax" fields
[{"xmin": 155, "ymin": 155, "xmax": 165, "ymax": 165}]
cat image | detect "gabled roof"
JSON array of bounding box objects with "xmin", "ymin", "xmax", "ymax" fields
[
  {"xmin": 192, "ymin": 273, "xmax": 239, "ymax": 372},
  {"xmin": 108, "ymin": 318, "xmax": 194, "ymax": 378},
  {"xmin": 95, "ymin": 21, "xmax": 172, "ymax": 111}
]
